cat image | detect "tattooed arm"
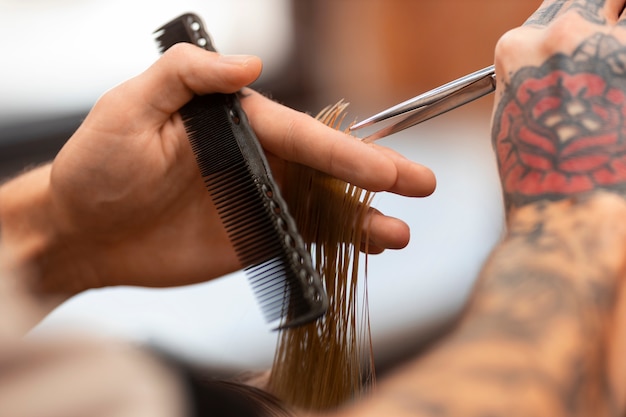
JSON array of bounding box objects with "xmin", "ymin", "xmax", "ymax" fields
[
  {"xmin": 331, "ymin": 196, "xmax": 626, "ymax": 417},
  {"xmin": 327, "ymin": 1, "xmax": 626, "ymax": 416}
]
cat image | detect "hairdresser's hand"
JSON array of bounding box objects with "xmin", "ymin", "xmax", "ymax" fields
[
  {"xmin": 0, "ymin": 44, "xmax": 435, "ymax": 302},
  {"xmin": 492, "ymin": 0, "xmax": 626, "ymax": 214}
]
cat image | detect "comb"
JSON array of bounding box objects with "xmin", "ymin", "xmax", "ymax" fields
[{"xmin": 153, "ymin": 13, "xmax": 327, "ymax": 329}]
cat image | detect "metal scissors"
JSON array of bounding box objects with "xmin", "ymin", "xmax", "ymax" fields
[{"xmin": 349, "ymin": 65, "xmax": 496, "ymax": 143}]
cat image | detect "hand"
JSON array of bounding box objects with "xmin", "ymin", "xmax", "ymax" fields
[
  {"xmin": 0, "ymin": 44, "xmax": 435, "ymax": 296},
  {"xmin": 491, "ymin": 0, "xmax": 626, "ymax": 213}
]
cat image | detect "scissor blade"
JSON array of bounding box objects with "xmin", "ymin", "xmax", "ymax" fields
[
  {"xmin": 350, "ymin": 64, "xmax": 496, "ymax": 134},
  {"xmin": 361, "ymin": 72, "xmax": 496, "ymax": 143}
]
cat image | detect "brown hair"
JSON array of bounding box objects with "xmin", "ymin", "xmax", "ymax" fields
[{"xmin": 267, "ymin": 102, "xmax": 375, "ymax": 412}]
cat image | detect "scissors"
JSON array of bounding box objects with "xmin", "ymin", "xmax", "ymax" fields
[{"xmin": 349, "ymin": 65, "xmax": 496, "ymax": 143}]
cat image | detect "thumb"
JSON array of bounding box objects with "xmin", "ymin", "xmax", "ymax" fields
[{"xmin": 102, "ymin": 43, "xmax": 263, "ymax": 123}]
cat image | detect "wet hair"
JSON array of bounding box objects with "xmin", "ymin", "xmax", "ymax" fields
[{"xmin": 267, "ymin": 102, "xmax": 375, "ymax": 411}]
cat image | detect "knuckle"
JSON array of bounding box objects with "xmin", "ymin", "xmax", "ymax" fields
[
  {"xmin": 540, "ymin": 14, "xmax": 582, "ymax": 51},
  {"xmin": 161, "ymin": 42, "xmax": 195, "ymax": 60},
  {"xmin": 281, "ymin": 115, "xmax": 302, "ymax": 159},
  {"xmin": 494, "ymin": 27, "xmax": 528, "ymax": 60}
]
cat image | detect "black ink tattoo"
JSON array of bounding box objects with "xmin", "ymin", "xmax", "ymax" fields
[
  {"xmin": 568, "ymin": 0, "xmax": 607, "ymax": 25},
  {"xmin": 572, "ymin": 33, "xmax": 626, "ymax": 76},
  {"xmin": 524, "ymin": 1, "xmax": 567, "ymax": 26},
  {"xmin": 461, "ymin": 266, "xmax": 579, "ymax": 343}
]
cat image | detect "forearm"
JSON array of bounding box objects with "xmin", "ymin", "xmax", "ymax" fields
[
  {"xmin": 336, "ymin": 192, "xmax": 626, "ymax": 417},
  {"xmin": 448, "ymin": 193, "xmax": 626, "ymax": 415}
]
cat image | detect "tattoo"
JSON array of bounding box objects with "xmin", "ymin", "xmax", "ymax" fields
[
  {"xmin": 572, "ymin": 33, "xmax": 626, "ymax": 76},
  {"xmin": 569, "ymin": 0, "xmax": 607, "ymax": 25},
  {"xmin": 524, "ymin": 1, "xmax": 566, "ymax": 26},
  {"xmin": 458, "ymin": 267, "xmax": 580, "ymax": 343},
  {"xmin": 379, "ymin": 196, "xmax": 623, "ymax": 416},
  {"xmin": 492, "ymin": 33, "xmax": 626, "ymax": 209}
]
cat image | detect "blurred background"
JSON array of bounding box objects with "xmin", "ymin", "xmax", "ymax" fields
[{"xmin": 0, "ymin": 0, "xmax": 538, "ymax": 372}]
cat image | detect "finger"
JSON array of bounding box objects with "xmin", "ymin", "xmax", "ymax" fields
[
  {"xmin": 98, "ymin": 43, "xmax": 263, "ymax": 124},
  {"xmin": 613, "ymin": 0, "xmax": 626, "ymax": 20},
  {"xmin": 361, "ymin": 241, "xmax": 385, "ymax": 254},
  {"xmin": 363, "ymin": 208, "xmax": 411, "ymax": 253},
  {"xmin": 370, "ymin": 143, "xmax": 437, "ymax": 197},
  {"xmin": 242, "ymin": 90, "xmax": 437, "ymax": 198},
  {"xmin": 524, "ymin": 0, "xmax": 569, "ymax": 26}
]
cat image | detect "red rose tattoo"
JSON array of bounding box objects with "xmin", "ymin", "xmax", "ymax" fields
[{"xmin": 492, "ymin": 49, "xmax": 626, "ymax": 208}]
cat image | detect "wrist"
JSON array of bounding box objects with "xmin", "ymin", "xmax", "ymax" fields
[
  {"xmin": 0, "ymin": 165, "xmax": 55, "ymax": 266},
  {"xmin": 505, "ymin": 191, "xmax": 626, "ymax": 281},
  {"xmin": 0, "ymin": 164, "xmax": 88, "ymax": 300}
]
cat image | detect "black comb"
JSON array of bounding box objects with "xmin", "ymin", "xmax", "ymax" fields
[{"xmin": 154, "ymin": 13, "xmax": 327, "ymax": 329}]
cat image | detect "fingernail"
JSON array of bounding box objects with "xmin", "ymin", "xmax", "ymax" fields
[{"xmin": 218, "ymin": 54, "xmax": 256, "ymax": 66}]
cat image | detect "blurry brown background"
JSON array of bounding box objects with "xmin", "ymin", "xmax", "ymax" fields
[{"xmin": 286, "ymin": 0, "xmax": 538, "ymax": 116}]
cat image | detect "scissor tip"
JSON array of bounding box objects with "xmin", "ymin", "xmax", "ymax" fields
[{"xmin": 349, "ymin": 118, "xmax": 375, "ymax": 131}]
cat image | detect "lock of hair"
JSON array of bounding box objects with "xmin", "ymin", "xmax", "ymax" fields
[{"xmin": 268, "ymin": 101, "xmax": 376, "ymax": 411}]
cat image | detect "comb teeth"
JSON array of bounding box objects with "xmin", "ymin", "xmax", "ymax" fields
[
  {"xmin": 247, "ymin": 258, "xmax": 322, "ymax": 326},
  {"xmin": 180, "ymin": 96, "xmax": 280, "ymax": 270},
  {"xmin": 175, "ymin": 75, "xmax": 327, "ymax": 329}
]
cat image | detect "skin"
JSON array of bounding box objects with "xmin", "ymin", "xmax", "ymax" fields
[{"xmin": 0, "ymin": 45, "xmax": 436, "ymax": 327}]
